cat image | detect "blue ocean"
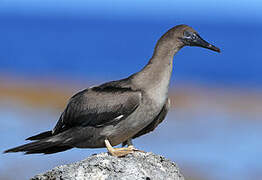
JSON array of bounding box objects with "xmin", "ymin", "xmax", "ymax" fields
[{"xmin": 0, "ymin": 14, "xmax": 261, "ymax": 87}]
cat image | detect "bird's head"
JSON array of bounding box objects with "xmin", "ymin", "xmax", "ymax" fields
[{"xmin": 163, "ymin": 24, "xmax": 220, "ymax": 53}]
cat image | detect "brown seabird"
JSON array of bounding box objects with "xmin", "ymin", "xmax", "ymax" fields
[{"xmin": 4, "ymin": 24, "xmax": 220, "ymax": 157}]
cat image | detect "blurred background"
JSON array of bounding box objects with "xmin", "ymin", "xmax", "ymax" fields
[{"xmin": 1, "ymin": 0, "xmax": 262, "ymax": 180}]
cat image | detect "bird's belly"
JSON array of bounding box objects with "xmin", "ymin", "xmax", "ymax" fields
[
  {"xmin": 75, "ymin": 98, "xmax": 165, "ymax": 148},
  {"xmin": 100, "ymin": 99, "xmax": 165, "ymax": 146}
]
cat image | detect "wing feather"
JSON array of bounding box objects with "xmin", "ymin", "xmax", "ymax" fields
[{"xmin": 53, "ymin": 81, "xmax": 141, "ymax": 134}]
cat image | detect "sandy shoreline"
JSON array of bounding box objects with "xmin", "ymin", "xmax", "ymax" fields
[{"xmin": 0, "ymin": 78, "xmax": 261, "ymax": 116}]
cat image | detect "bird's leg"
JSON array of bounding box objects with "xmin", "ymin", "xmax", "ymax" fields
[
  {"xmin": 121, "ymin": 138, "xmax": 135, "ymax": 148},
  {"xmin": 126, "ymin": 139, "xmax": 135, "ymax": 150},
  {"xmin": 105, "ymin": 139, "xmax": 134, "ymax": 157}
]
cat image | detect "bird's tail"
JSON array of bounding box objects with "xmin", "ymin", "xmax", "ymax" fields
[
  {"xmin": 4, "ymin": 131, "xmax": 73, "ymax": 154},
  {"xmin": 26, "ymin": 130, "xmax": 53, "ymax": 141}
]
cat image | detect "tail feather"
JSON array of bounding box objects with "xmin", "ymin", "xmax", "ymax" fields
[
  {"xmin": 4, "ymin": 133, "xmax": 73, "ymax": 154},
  {"xmin": 25, "ymin": 146, "xmax": 72, "ymax": 154},
  {"xmin": 26, "ymin": 131, "xmax": 53, "ymax": 141},
  {"xmin": 4, "ymin": 140, "xmax": 58, "ymax": 154}
]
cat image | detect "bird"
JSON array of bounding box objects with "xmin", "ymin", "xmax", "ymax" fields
[{"xmin": 4, "ymin": 24, "xmax": 220, "ymax": 157}]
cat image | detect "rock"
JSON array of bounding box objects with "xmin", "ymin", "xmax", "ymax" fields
[{"xmin": 31, "ymin": 152, "xmax": 184, "ymax": 180}]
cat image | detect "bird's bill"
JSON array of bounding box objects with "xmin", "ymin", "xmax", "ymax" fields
[{"xmin": 194, "ymin": 34, "xmax": 220, "ymax": 53}]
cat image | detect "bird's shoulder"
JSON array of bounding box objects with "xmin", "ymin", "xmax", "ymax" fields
[{"xmin": 69, "ymin": 77, "xmax": 140, "ymax": 106}]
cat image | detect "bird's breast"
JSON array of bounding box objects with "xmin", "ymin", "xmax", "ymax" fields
[{"xmin": 146, "ymin": 76, "xmax": 169, "ymax": 107}]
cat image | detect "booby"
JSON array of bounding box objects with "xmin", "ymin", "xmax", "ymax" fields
[{"xmin": 4, "ymin": 25, "xmax": 220, "ymax": 157}]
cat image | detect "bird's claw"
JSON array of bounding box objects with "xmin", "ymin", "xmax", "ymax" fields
[{"xmin": 105, "ymin": 139, "xmax": 144, "ymax": 157}]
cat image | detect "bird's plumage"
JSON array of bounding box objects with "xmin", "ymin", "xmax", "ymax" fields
[
  {"xmin": 4, "ymin": 24, "xmax": 220, "ymax": 155},
  {"xmin": 122, "ymin": 98, "xmax": 170, "ymax": 146},
  {"xmin": 54, "ymin": 80, "xmax": 141, "ymax": 133}
]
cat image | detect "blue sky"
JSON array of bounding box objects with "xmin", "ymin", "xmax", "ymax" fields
[{"xmin": 1, "ymin": 0, "xmax": 262, "ymax": 22}]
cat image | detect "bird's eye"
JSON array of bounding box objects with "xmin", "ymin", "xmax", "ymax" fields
[{"xmin": 191, "ymin": 34, "xmax": 197, "ymax": 40}]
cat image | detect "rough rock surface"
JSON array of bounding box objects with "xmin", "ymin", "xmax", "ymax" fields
[{"xmin": 31, "ymin": 152, "xmax": 184, "ymax": 180}]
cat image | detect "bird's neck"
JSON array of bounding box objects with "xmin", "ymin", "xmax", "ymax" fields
[{"xmin": 133, "ymin": 41, "xmax": 181, "ymax": 91}]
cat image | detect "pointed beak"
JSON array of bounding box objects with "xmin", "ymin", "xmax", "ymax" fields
[{"xmin": 194, "ymin": 34, "xmax": 220, "ymax": 53}]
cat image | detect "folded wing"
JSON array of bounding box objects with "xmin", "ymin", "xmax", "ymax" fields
[{"xmin": 52, "ymin": 81, "xmax": 141, "ymax": 135}]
